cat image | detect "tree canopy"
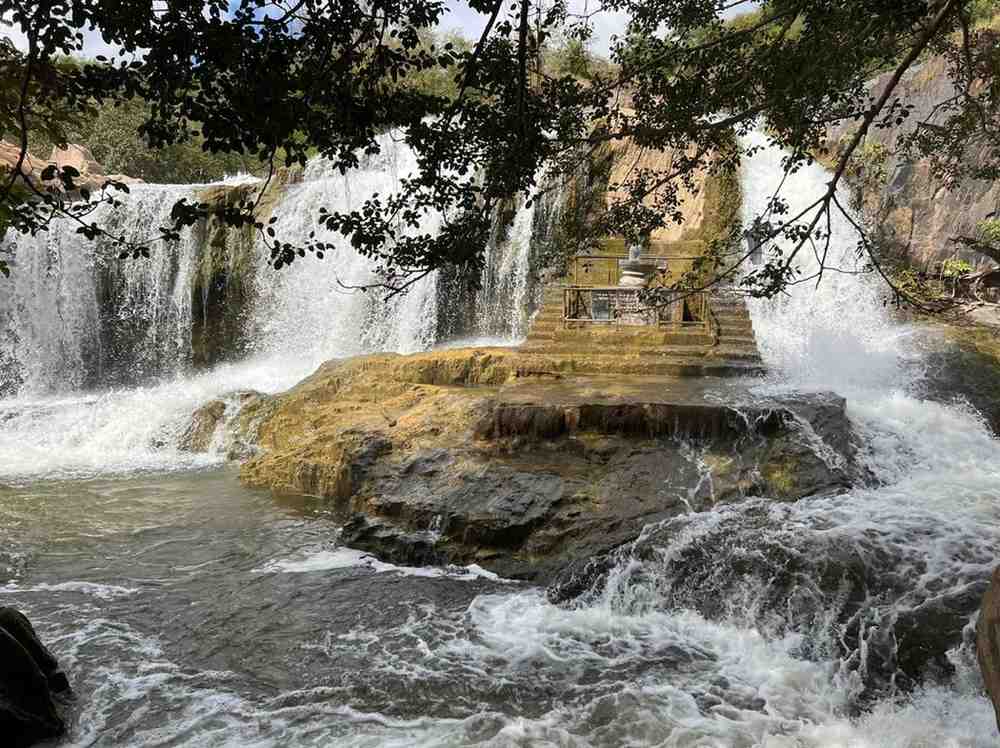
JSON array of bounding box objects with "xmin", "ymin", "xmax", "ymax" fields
[{"xmin": 1, "ymin": 0, "xmax": 998, "ymax": 300}]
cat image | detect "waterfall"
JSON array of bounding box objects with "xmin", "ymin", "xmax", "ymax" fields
[
  {"xmin": 0, "ymin": 184, "xmax": 208, "ymax": 395},
  {"xmin": 0, "ymin": 133, "xmax": 545, "ymax": 479},
  {"xmin": 740, "ymin": 130, "xmax": 907, "ymax": 393},
  {"xmin": 0, "ymin": 130, "xmax": 546, "ymax": 401},
  {"xmin": 542, "ymin": 130, "xmax": 1000, "ymax": 737},
  {"xmin": 245, "ymin": 135, "xmax": 442, "ymax": 368}
]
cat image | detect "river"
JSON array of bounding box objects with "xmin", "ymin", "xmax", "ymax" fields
[{"xmin": 0, "ymin": 134, "xmax": 998, "ymax": 746}]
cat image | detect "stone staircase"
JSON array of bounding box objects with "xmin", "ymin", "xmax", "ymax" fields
[{"xmin": 518, "ymin": 285, "xmax": 764, "ymax": 377}]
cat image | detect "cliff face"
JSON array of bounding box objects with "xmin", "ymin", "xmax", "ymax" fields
[{"xmin": 823, "ymin": 56, "xmax": 1000, "ymax": 271}]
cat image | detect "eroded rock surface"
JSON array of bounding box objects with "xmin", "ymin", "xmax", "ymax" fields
[
  {"xmin": 226, "ymin": 348, "xmax": 858, "ymax": 581},
  {"xmin": 978, "ymin": 565, "xmax": 1000, "ymax": 732}
]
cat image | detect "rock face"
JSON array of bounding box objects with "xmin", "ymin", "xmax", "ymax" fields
[
  {"xmin": 234, "ymin": 348, "xmax": 858, "ymax": 581},
  {"xmin": 0, "ymin": 140, "xmax": 143, "ymax": 193},
  {"xmin": 822, "ymin": 56, "xmax": 1000, "ymax": 271},
  {"xmin": 978, "ymin": 565, "xmax": 1000, "ymax": 732},
  {"xmin": 0, "ymin": 607, "xmax": 70, "ymax": 747}
]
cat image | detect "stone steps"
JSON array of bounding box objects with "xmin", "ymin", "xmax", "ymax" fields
[
  {"xmin": 521, "ymin": 340, "xmax": 761, "ymax": 360},
  {"xmin": 718, "ymin": 335, "xmax": 757, "ymax": 346},
  {"xmin": 515, "ymin": 352, "xmax": 765, "ymax": 378},
  {"xmin": 519, "ymin": 282, "xmax": 764, "ymax": 378},
  {"xmin": 525, "ymin": 330, "xmax": 716, "ymax": 347}
]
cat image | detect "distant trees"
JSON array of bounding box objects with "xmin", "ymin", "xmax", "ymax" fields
[{"xmin": 0, "ymin": 0, "xmax": 997, "ymax": 301}]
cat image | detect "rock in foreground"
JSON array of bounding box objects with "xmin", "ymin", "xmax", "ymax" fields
[
  {"xmin": 0, "ymin": 607, "xmax": 70, "ymax": 747},
  {"xmin": 232, "ymin": 348, "xmax": 859, "ymax": 581},
  {"xmin": 978, "ymin": 565, "xmax": 1000, "ymax": 732}
]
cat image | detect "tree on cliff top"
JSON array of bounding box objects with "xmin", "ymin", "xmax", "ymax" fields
[{"xmin": 0, "ymin": 0, "xmax": 997, "ymax": 303}]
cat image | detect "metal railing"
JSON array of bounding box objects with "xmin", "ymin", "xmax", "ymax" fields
[
  {"xmin": 568, "ymin": 254, "xmax": 704, "ymax": 287},
  {"xmin": 563, "ymin": 286, "xmax": 713, "ymax": 335}
]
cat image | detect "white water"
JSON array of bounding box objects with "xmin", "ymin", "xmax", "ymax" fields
[
  {"xmin": 473, "ymin": 193, "xmax": 538, "ymax": 340},
  {"xmin": 0, "ymin": 134, "xmax": 540, "ymax": 481},
  {"xmin": 0, "ymin": 131, "xmax": 997, "ymax": 746},
  {"xmin": 246, "ymin": 136, "xmax": 442, "ymax": 366}
]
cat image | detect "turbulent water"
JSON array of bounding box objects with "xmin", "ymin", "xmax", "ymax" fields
[{"xmin": 0, "ymin": 132, "xmax": 998, "ymax": 746}]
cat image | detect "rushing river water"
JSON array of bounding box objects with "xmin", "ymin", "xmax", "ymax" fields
[{"xmin": 0, "ymin": 134, "xmax": 999, "ymax": 746}]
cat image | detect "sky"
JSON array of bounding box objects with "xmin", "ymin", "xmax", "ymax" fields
[
  {"xmin": 0, "ymin": 1, "xmax": 632, "ymax": 59},
  {"xmin": 1, "ymin": 1, "xmax": 754, "ymax": 60}
]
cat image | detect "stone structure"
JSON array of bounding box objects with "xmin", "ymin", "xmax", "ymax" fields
[
  {"xmin": 521, "ymin": 236, "xmax": 764, "ymax": 377},
  {"xmin": 619, "ymin": 241, "xmax": 658, "ymax": 288}
]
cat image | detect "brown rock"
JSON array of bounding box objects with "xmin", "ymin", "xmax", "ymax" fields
[
  {"xmin": 49, "ymin": 144, "xmax": 102, "ymax": 176},
  {"xmin": 824, "ymin": 55, "xmax": 1000, "ymax": 271},
  {"xmin": 179, "ymin": 400, "xmax": 227, "ymax": 453},
  {"xmin": 232, "ymin": 348, "xmax": 856, "ymax": 581},
  {"xmin": 0, "ymin": 141, "xmax": 44, "ymax": 178},
  {"xmin": 977, "ymin": 564, "xmax": 1000, "ymax": 731}
]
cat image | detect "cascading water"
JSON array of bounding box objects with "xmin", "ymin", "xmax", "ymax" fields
[
  {"xmin": 246, "ymin": 135, "xmax": 442, "ymax": 366},
  {"xmin": 1, "ymin": 127, "xmax": 997, "ymax": 746},
  {"xmin": 471, "ymin": 194, "xmax": 537, "ymax": 340},
  {"xmin": 0, "ymin": 183, "xmax": 208, "ymax": 395},
  {"xmin": 533, "ymin": 130, "xmax": 1000, "ymax": 742},
  {"xmin": 0, "ymin": 132, "xmax": 544, "ymax": 481}
]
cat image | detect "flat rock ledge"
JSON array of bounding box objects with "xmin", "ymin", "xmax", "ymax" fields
[{"xmin": 197, "ymin": 348, "xmax": 859, "ymax": 581}]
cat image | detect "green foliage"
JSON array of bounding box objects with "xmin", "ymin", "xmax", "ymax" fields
[
  {"xmin": 543, "ymin": 37, "xmax": 615, "ymax": 81},
  {"xmin": 978, "ymin": 218, "xmax": 1000, "ymax": 244},
  {"xmin": 397, "ymin": 31, "xmax": 472, "ymax": 101},
  {"xmin": 71, "ymin": 98, "xmax": 257, "ymax": 183},
  {"xmin": 942, "ymin": 257, "xmax": 974, "ymax": 277},
  {"xmin": 970, "ymin": 0, "xmax": 1000, "ymax": 27},
  {"xmin": 0, "ymin": 0, "xmax": 997, "ymax": 304}
]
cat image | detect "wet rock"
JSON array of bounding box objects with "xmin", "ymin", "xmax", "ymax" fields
[
  {"xmin": 548, "ymin": 498, "xmax": 986, "ymax": 708},
  {"xmin": 233, "ymin": 351, "xmax": 859, "ymax": 582},
  {"xmin": 0, "ymin": 607, "xmax": 70, "ymax": 747},
  {"xmin": 977, "ymin": 565, "xmax": 1000, "ymax": 731},
  {"xmin": 338, "ymin": 516, "xmax": 447, "ymax": 567},
  {"xmin": 180, "ymin": 391, "xmax": 271, "ymax": 454},
  {"xmin": 180, "ymin": 399, "xmax": 227, "ymax": 452},
  {"xmin": 919, "ymin": 329, "xmax": 1000, "ymax": 435}
]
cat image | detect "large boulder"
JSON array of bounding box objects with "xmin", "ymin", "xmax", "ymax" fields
[
  {"xmin": 978, "ymin": 565, "xmax": 1000, "ymax": 731},
  {"xmin": 0, "ymin": 607, "xmax": 70, "ymax": 747},
  {"xmin": 230, "ymin": 349, "xmax": 859, "ymax": 581}
]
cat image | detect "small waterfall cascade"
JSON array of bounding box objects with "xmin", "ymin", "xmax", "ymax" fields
[
  {"xmin": 433, "ymin": 184, "xmax": 559, "ymax": 346},
  {"xmin": 470, "ymin": 194, "xmax": 537, "ymax": 341},
  {"xmin": 551, "ymin": 130, "xmax": 1000, "ymax": 737},
  {"xmin": 246, "ymin": 134, "xmax": 442, "ymax": 368},
  {"xmin": 740, "ymin": 130, "xmax": 906, "ymax": 392},
  {"xmin": 0, "ymin": 184, "xmax": 209, "ymax": 395}
]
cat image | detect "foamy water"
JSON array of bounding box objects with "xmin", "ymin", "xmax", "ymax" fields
[{"xmin": 0, "ymin": 132, "xmax": 996, "ymax": 746}]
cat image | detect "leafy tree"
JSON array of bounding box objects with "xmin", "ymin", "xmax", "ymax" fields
[{"xmin": 0, "ymin": 0, "xmax": 997, "ymax": 303}]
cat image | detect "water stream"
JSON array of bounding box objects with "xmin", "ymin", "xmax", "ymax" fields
[{"xmin": 0, "ymin": 134, "xmax": 997, "ymax": 745}]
